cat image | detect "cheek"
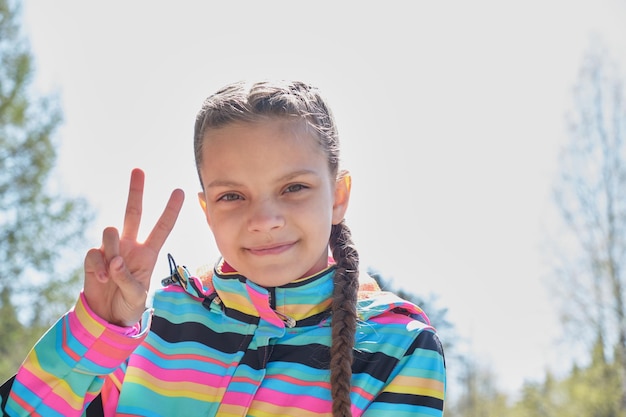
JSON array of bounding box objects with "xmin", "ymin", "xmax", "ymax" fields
[
  {"xmin": 298, "ymin": 204, "xmax": 334, "ymax": 242},
  {"xmin": 210, "ymin": 223, "xmax": 236, "ymax": 256},
  {"xmin": 209, "ymin": 211, "xmax": 243, "ymax": 242}
]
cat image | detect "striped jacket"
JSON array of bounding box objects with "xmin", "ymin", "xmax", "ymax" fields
[{"xmin": 4, "ymin": 260, "xmax": 446, "ymax": 416}]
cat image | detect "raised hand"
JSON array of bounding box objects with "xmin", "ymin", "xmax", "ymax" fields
[{"xmin": 83, "ymin": 169, "xmax": 185, "ymax": 326}]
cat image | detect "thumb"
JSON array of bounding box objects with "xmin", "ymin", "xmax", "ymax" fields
[{"xmin": 109, "ymin": 256, "xmax": 147, "ymax": 315}]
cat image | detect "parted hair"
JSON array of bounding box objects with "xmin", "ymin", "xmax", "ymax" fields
[{"xmin": 193, "ymin": 80, "xmax": 359, "ymax": 417}]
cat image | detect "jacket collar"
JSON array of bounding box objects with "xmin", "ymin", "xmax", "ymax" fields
[
  {"xmin": 164, "ymin": 255, "xmax": 430, "ymax": 329},
  {"xmin": 210, "ymin": 258, "xmax": 336, "ymax": 327}
]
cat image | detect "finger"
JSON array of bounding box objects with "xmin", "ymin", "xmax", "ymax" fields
[
  {"xmin": 109, "ymin": 256, "xmax": 135, "ymax": 291},
  {"xmin": 108, "ymin": 256, "xmax": 147, "ymax": 325},
  {"xmin": 121, "ymin": 168, "xmax": 145, "ymax": 241},
  {"xmin": 85, "ymin": 248, "xmax": 108, "ymax": 283},
  {"xmin": 102, "ymin": 226, "xmax": 120, "ymax": 263},
  {"xmin": 144, "ymin": 188, "xmax": 185, "ymax": 252}
]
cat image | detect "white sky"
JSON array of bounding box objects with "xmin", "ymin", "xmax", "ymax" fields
[{"xmin": 20, "ymin": 0, "xmax": 626, "ymax": 399}]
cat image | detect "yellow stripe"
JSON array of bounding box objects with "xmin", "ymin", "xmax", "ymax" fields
[
  {"xmin": 124, "ymin": 368, "xmax": 225, "ymax": 402},
  {"xmin": 220, "ymin": 292, "xmax": 259, "ymax": 317},
  {"xmin": 250, "ymin": 400, "xmax": 332, "ymax": 417},
  {"xmin": 74, "ymin": 296, "xmax": 106, "ymax": 337},
  {"xmin": 23, "ymin": 351, "xmax": 84, "ymax": 410},
  {"xmin": 214, "ymin": 403, "xmax": 250, "ymax": 416},
  {"xmin": 277, "ymin": 300, "xmax": 331, "ymax": 321},
  {"xmin": 386, "ymin": 376, "xmax": 445, "ymax": 400}
]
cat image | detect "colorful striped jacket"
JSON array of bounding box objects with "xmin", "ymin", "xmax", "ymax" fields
[{"xmin": 4, "ymin": 260, "xmax": 446, "ymax": 416}]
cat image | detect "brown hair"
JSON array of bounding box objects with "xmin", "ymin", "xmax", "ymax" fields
[{"xmin": 194, "ymin": 80, "xmax": 359, "ymax": 417}]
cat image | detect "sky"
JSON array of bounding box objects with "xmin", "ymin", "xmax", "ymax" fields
[{"xmin": 19, "ymin": 0, "xmax": 626, "ymax": 399}]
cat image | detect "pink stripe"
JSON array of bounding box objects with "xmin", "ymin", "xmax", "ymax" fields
[
  {"xmin": 140, "ymin": 342, "xmax": 238, "ymax": 369},
  {"xmin": 82, "ymin": 332, "xmax": 141, "ymax": 369},
  {"xmin": 267, "ymin": 374, "xmax": 330, "ymax": 389},
  {"xmin": 254, "ymin": 387, "xmax": 331, "ymax": 413},
  {"xmin": 63, "ymin": 296, "xmax": 143, "ymax": 370},
  {"xmin": 369, "ymin": 315, "xmax": 413, "ymax": 325},
  {"xmin": 221, "ymin": 389, "xmax": 253, "ymax": 407},
  {"xmin": 15, "ymin": 368, "xmax": 79, "ymax": 415},
  {"xmin": 130, "ymin": 355, "xmax": 230, "ymax": 387},
  {"xmin": 369, "ymin": 314, "xmax": 435, "ymax": 332},
  {"xmin": 246, "ymin": 285, "xmax": 283, "ymax": 327},
  {"xmin": 79, "ymin": 293, "xmax": 141, "ymax": 336},
  {"xmin": 351, "ymin": 384, "xmax": 375, "ymax": 402},
  {"xmin": 8, "ymin": 392, "xmax": 39, "ymax": 416},
  {"xmin": 60, "ymin": 319, "xmax": 82, "ymax": 363},
  {"xmin": 66, "ymin": 310, "xmax": 98, "ymax": 345},
  {"xmin": 101, "ymin": 377, "xmax": 121, "ymax": 417}
]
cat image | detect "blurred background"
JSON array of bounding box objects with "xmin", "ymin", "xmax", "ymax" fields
[{"xmin": 2, "ymin": 0, "xmax": 626, "ymax": 415}]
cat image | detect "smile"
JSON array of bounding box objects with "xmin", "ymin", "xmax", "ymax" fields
[{"xmin": 246, "ymin": 242, "xmax": 295, "ymax": 256}]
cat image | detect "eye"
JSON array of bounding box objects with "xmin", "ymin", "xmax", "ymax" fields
[
  {"xmin": 217, "ymin": 192, "xmax": 243, "ymax": 202},
  {"xmin": 284, "ymin": 183, "xmax": 308, "ymax": 194}
]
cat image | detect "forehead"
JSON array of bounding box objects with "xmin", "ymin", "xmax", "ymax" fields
[
  {"xmin": 199, "ymin": 118, "xmax": 331, "ymax": 179},
  {"xmin": 202, "ymin": 118, "xmax": 324, "ymax": 155}
]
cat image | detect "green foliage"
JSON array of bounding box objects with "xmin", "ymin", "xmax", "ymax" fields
[
  {"xmin": 366, "ymin": 267, "xmax": 455, "ymax": 344},
  {"xmin": 546, "ymin": 38, "xmax": 626, "ymax": 415},
  {"xmin": 0, "ymin": 0, "xmax": 92, "ymax": 381},
  {"xmin": 509, "ymin": 343, "xmax": 624, "ymax": 417},
  {"xmin": 445, "ymin": 357, "xmax": 510, "ymax": 417},
  {"xmin": 443, "ymin": 337, "xmax": 625, "ymax": 417}
]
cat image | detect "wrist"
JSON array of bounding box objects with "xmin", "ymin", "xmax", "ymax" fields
[{"xmin": 79, "ymin": 292, "xmax": 144, "ymax": 335}]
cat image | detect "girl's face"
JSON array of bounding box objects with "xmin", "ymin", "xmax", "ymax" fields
[{"xmin": 197, "ymin": 118, "xmax": 350, "ymax": 287}]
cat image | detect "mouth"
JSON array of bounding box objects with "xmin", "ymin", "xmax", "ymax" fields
[{"xmin": 246, "ymin": 242, "xmax": 295, "ymax": 256}]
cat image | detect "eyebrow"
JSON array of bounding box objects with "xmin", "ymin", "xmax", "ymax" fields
[
  {"xmin": 205, "ymin": 169, "xmax": 320, "ymax": 189},
  {"xmin": 206, "ymin": 179, "xmax": 243, "ymax": 189}
]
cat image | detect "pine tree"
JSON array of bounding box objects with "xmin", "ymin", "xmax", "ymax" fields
[{"xmin": 0, "ymin": 0, "xmax": 92, "ymax": 380}]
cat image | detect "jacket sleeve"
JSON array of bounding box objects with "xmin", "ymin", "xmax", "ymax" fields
[
  {"xmin": 363, "ymin": 328, "xmax": 446, "ymax": 417},
  {"xmin": 3, "ymin": 292, "xmax": 150, "ymax": 417}
]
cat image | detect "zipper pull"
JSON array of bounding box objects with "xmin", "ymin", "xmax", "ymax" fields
[{"xmin": 274, "ymin": 310, "xmax": 296, "ymax": 328}]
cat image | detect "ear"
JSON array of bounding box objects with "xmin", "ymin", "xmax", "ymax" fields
[
  {"xmin": 197, "ymin": 191, "xmax": 213, "ymax": 228},
  {"xmin": 332, "ymin": 171, "xmax": 351, "ymax": 225}
]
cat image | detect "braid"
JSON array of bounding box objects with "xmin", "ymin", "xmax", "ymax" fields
[
  {"xmin": 329, "ymin": 220, "xmax": 359, "ymax": 417},
  {"xmin": 194, "ymin": 80, "xmax": 357, "ymax": 414}
]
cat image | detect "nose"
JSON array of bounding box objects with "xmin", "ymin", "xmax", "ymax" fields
[{"xmin": 247, "ymin": 198, "xmax": 285, "ymax": 233}]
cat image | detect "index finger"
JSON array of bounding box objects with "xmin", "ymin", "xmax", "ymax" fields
[
  {"xmin": 121, "ymin": 168, "xmax": 145, "ymax": 241},
  {"xmin": 144, "ymin": 188, "xmax": 185, "ymax": 252}
]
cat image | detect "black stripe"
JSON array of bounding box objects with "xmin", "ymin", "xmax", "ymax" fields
[
  {"xmin": 405, "ymin": 330, "xmax": 444, "ymax": 356},
  {"xmin": 151, "ymin": 316, "xmax": 253, "ymax": 355},
  {"xmin": 240, "ymin": 345, "xmax": 272, "ymax": 370},
  {"xmin": 222, "ymin": 305, "xmax": 261, "ymax": 325},
  {"xmin": 152, "ymin": 315, "xmax": 280, "ymax": 371},
  {"xmin": 0, "ymin": 375, "xmax": 14, "ymax": 415},
  {"xmin": 201, "ymin": 293, "xmax": 261, "ymax": 326},
  {"xmin": 86, "ymin": 394, "xmax": 105, "ymax": 417},
  {"xmin": 270, "ymin": 343, "xmax": 331, "ymax": 369},
  {"xmin": 375, "ymin": 392, "xmax": 444, "ymax": 411},
  {"xmin": 353, "ymin": 349, "xmax": 399, "ymax": 382},
  {"xmin": 269, "ymin": 343, "xmax": 399, "ymax": 382},
  {"xmin": 294, "ymin": 309, "xmax": 331, "ymax": 327}
]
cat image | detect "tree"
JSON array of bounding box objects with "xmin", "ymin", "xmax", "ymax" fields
[
  {"xmin": 0, "ymin": 0, "xmax": 92, "ymax": 380},
  {"xmin": 449, "ymin": 357, "xmax": 509, "ymax": 417},
  {"xmin": 549, "ymin": 37, "xmax": 626, "ymax": 410},
  {"xmin": 509, "ymin": 338, "xmax": 623, "ymax": 417},
  {"xmin": 367, "ymin": 267, "xmax": 455, "ymax": 343},
  {"xmin": 367, "ymin": 267, "xmax": 466, "ymax": 414}
]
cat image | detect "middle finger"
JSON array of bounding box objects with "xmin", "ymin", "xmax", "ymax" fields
[{"xmin": 121, "ymin": 168, "xmax": 145, "ymax": 241}]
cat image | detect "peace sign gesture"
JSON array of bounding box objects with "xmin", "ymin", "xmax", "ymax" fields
[{"xmin": 83, "ymin": 169, "xmax": 185, "ymax": 326}]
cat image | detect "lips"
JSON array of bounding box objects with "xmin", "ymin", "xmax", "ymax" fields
[{"xmin": 246, "ymin": 242, "xmax": 295, "ymax": 256}]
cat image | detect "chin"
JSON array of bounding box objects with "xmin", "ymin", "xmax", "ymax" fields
[
  {"xmin": 243, "ymin": 265, "xmax": 302, "ymax": 288},
  {"xmin": 248, "ymin": 276, "xmax": 295, "ymax": 288}
]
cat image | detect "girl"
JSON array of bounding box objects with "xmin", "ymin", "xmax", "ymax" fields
[{"xmin": 2, "ymin": 80, "xmax": 446, "ymax": 416}]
